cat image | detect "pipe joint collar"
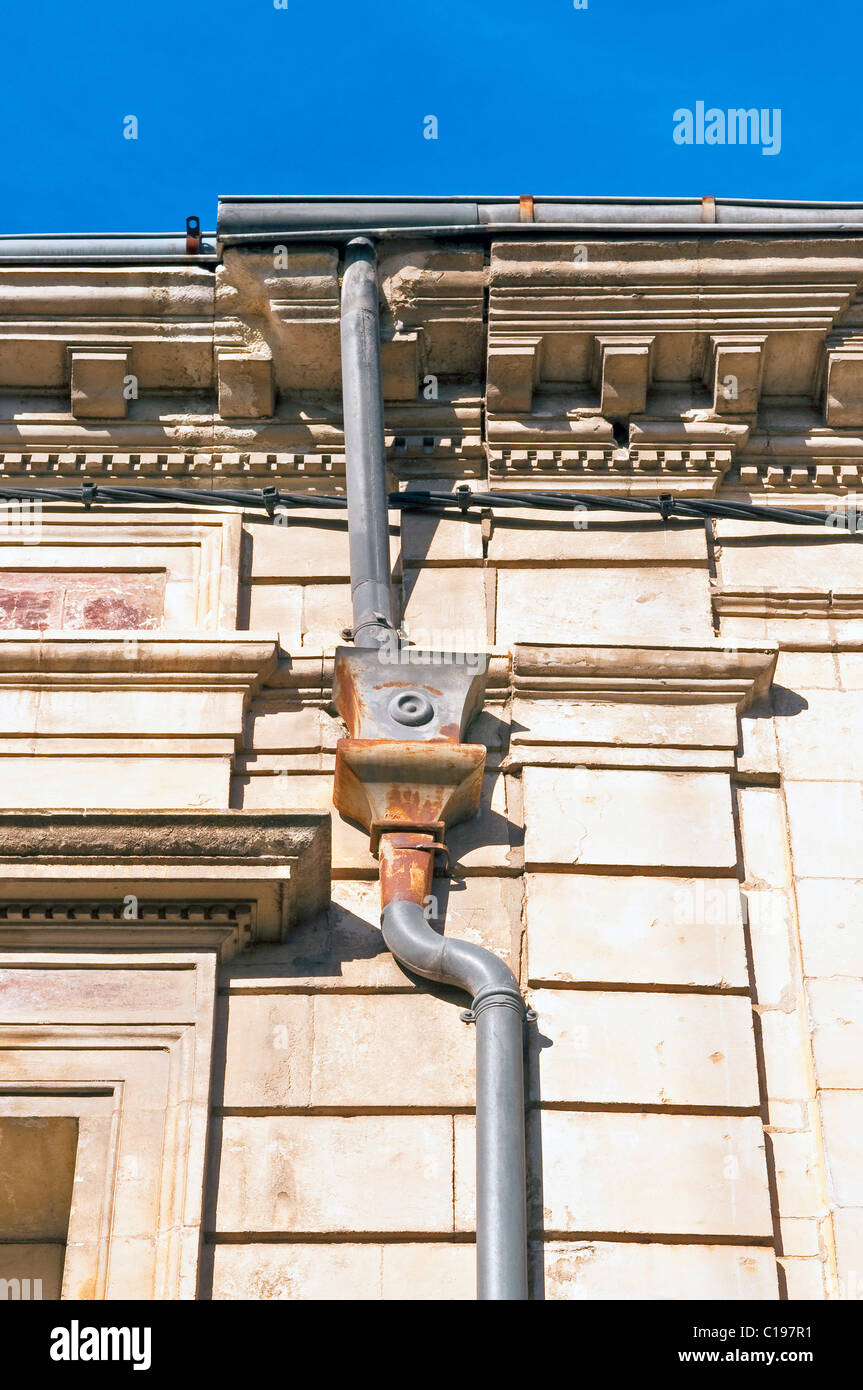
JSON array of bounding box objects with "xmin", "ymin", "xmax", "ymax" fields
[{"xmin": 463, "ymin": 982, "xmax": 526, "ymax": 1022}]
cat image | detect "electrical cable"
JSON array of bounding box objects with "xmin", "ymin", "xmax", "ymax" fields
[{"xmin": 0, "ymin": 482, "xmax": 860, "ymax": 532}]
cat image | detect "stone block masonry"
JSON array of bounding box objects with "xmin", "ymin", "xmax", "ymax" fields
[{"xmin": 2, "ymin": 219, "xmax": 863, "ymax": 1300}]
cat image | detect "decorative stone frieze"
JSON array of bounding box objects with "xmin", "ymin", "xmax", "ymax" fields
[
  {"xmin": 488, "ymin": 444, "xmax": 734, "ymax": 494},
  {"xmin": 0, "ymin": 433, "xmax": 482, "ymax": 483}
]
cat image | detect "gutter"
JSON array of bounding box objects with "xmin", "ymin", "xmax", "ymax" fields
[
  {"xmin": 217, "ymin": 194, "xmax": 863, "ymax": 244},
  {"xmin": 6, "ymin": 196, "xmax": 863, "ymax": 265},
  {"xmin": 0, "ymin": 231, "xmax": 218, "ymax": 265},
  {"xmin": 330, "ymin": 238, "xmax": 530, "ymax": 1300}
]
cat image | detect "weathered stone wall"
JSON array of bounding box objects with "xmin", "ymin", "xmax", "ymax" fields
[
  {"xmin": 1, "ymin": 231, "xmax": 862, "ymax": 1300},
  {"xmin": 208, "ymin": 509, "xmax": 780, "ymax": 1300}
]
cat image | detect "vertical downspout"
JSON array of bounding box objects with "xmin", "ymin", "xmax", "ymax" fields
[
  {"xmin": 335, "ymin": 239, "xmax": 530, "ymax": 1300},
  {"xmin": 379, "ymin": 835, "xmax": 528, "ymax": 1299},
  {"xmin": 339, "ymin": 236, "xmax": 398, "ymax": 649}
]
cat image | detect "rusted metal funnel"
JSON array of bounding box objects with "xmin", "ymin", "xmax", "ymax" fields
[{"xmin": 332, "ymin": 644, "xmax": 489, "ymax": 848}]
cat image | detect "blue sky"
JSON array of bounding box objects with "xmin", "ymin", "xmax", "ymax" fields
[{"xmin": 1, "ymin": 0, "xmax": 861, "ymax": 234}]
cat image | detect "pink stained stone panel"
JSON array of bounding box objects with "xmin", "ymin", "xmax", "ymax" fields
[
  {"xmin": 0, "ymin": 572, "xmax": 166, "ymax": 631},
  {"xmin": 0, "ymin": 587, "xmax": 61, "ymax": 630}
]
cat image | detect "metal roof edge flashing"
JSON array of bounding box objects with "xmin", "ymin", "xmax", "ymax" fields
[
  {"xmin": 0, "ymin": 233, "xmax": 218, "ymax": 265},
  {"xmin": 215, "ymin": 195, "xmax": 863, "ymax": 245},
  {"xmin": 4, "ymin": 199, "xmax": 863, "ymax": 262}
]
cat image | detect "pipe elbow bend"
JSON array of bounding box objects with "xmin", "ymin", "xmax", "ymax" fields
[{"xmin": 381, "ymin": 898, "xmax": 524, "ymax": 1014}]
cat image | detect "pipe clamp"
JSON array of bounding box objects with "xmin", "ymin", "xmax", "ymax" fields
[{"xmin": 467, "ymin": 983, "xmax": 527, "ymax": 1021}]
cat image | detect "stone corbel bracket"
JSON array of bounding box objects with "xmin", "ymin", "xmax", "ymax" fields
[
  {"xmin": 215, "ymin": 246, "xmax": 341, "ymax": 395},
  {"xmin": 378, "ymin": 244, "xmax": 485, "ymax": 381},
  {"xmin": 592, "ymin": 336, "xmax": 655, "ymax": 421},
  {"xmin": 0, "ymin": 810, "xmax": 331, "ymax": 949},
  {"xmin": 381, "ymin": 329, "xmax": 422, "ymax": 402},
  {"xmin": 69, "ymin": 345, "xmax": 133, "ymax": 420},
  {"xmin": 821, "ymin": 333, "xmax": 863, "ymax": 427},
  {"xmin": 215, "ymin": 244, "xmax": 484, "ymax": 403},
  {"xmin": 486, "ymin": 337, "xmax": 543, "ymax": 414},
  {"xmin": 216, "ymin": 348, "xmax": 274, "ymax": 419},
  {"xmin": 510, "ymin": 642, "xmax": 777, "ymax": 707},
  {"xmin": 506, "ymin": 642, "xmax": 778, "ymax": 776},
  {"xmin": 704, "ymin": 335, "xmax": 767, "ymax": 416}
]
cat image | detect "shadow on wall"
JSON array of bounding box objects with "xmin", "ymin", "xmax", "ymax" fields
[
  {"xmin": 769, "ymin": 686, "xmax": 809, "ymax": 718},
  {"xmin": 743, "ymin": 686, "xmax": 809, "ymax": 722},
  {"xmin": 218, "ymin": 872, "xmax": 514, "ymax": 998},
  {"xmin": 526, "ymin": 1017, "xmax": 552, "ymax": 1301}
]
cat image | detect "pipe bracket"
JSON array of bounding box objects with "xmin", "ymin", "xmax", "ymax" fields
[{"xmin": 460, "ymin": 985, "xmax": 526, "ymax": 1025}]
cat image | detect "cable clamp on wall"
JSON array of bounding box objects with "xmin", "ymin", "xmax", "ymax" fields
[
  {"xmin": 261, "ymin": 486, "xmax": 280, "ymax": 518},
  {"xmin": 455, "ymin": 484, "xmax": 473, "ymax": 513}
]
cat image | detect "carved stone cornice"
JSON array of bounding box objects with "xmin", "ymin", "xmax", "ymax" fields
[
  {"xmin": 714, "ymin": 588, "xmax": 863, "ymax": 619},
  {"xmin": 0, "ymin": 899, "xmax": 255, "ymax": 954},
  {"xmin": 0, "ymin": 808, "xmax": 325, "ymax": 860},
  {"xmin": 7, "ymin": 238, "xmax": 863, "ymax": 497},
  {"xmin": 732, "ymin": 460, "xmax": 863, "ymax": 491},
  {"xmin": 0, "ymin": 810, "xmax": 332, "ymax": 944},
  {"xmin": 0, "ymin": 416, "xmax": 483, "ymax": 483},
  {"xmin": 0, "ymin": 634, "xmax": 279, "ymax": 687},
  {"xmin": 488, "ymin": 443, "xmax": 735, "ymax": 495},
  {"xmin": 510, "ymin": 642, "xmax": 777, "ymax": 707},
  {"xmin": 487, "ymin": 239, "xmax": 863, "ymax": 336}
]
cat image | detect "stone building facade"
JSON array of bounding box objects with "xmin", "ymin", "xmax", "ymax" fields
[{"xmin": 0, "ymin": 203, "xmax": 861, "ymax": 1300}]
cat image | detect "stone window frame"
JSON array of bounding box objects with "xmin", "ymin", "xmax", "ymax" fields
[
  {"xmin": 0, "ymin": 962, "xmax": 216, "ymax": 1300},
  {"xmin": 0, "ymin": 1084, "xmax": 120, "ymax": 1299},
  {"xmin": 0, "ymin": 509, "xmax": 243, "ymax": 631},
  {"xmin": 0, "ymin": 810, "xmax": 332, "ymax": 1299}
]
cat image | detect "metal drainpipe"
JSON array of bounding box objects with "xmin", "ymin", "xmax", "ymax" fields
[
  {"xmin": 379, "ymin": 833, "xmax": 529, "ymax": 1300},
  {"xmin": 336, "ymin": 240, "xmax": 530, "ymax": 1300},
  {"xmin": 339, "ymin": 236, "xmax": 398, "ymax": 649}
]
